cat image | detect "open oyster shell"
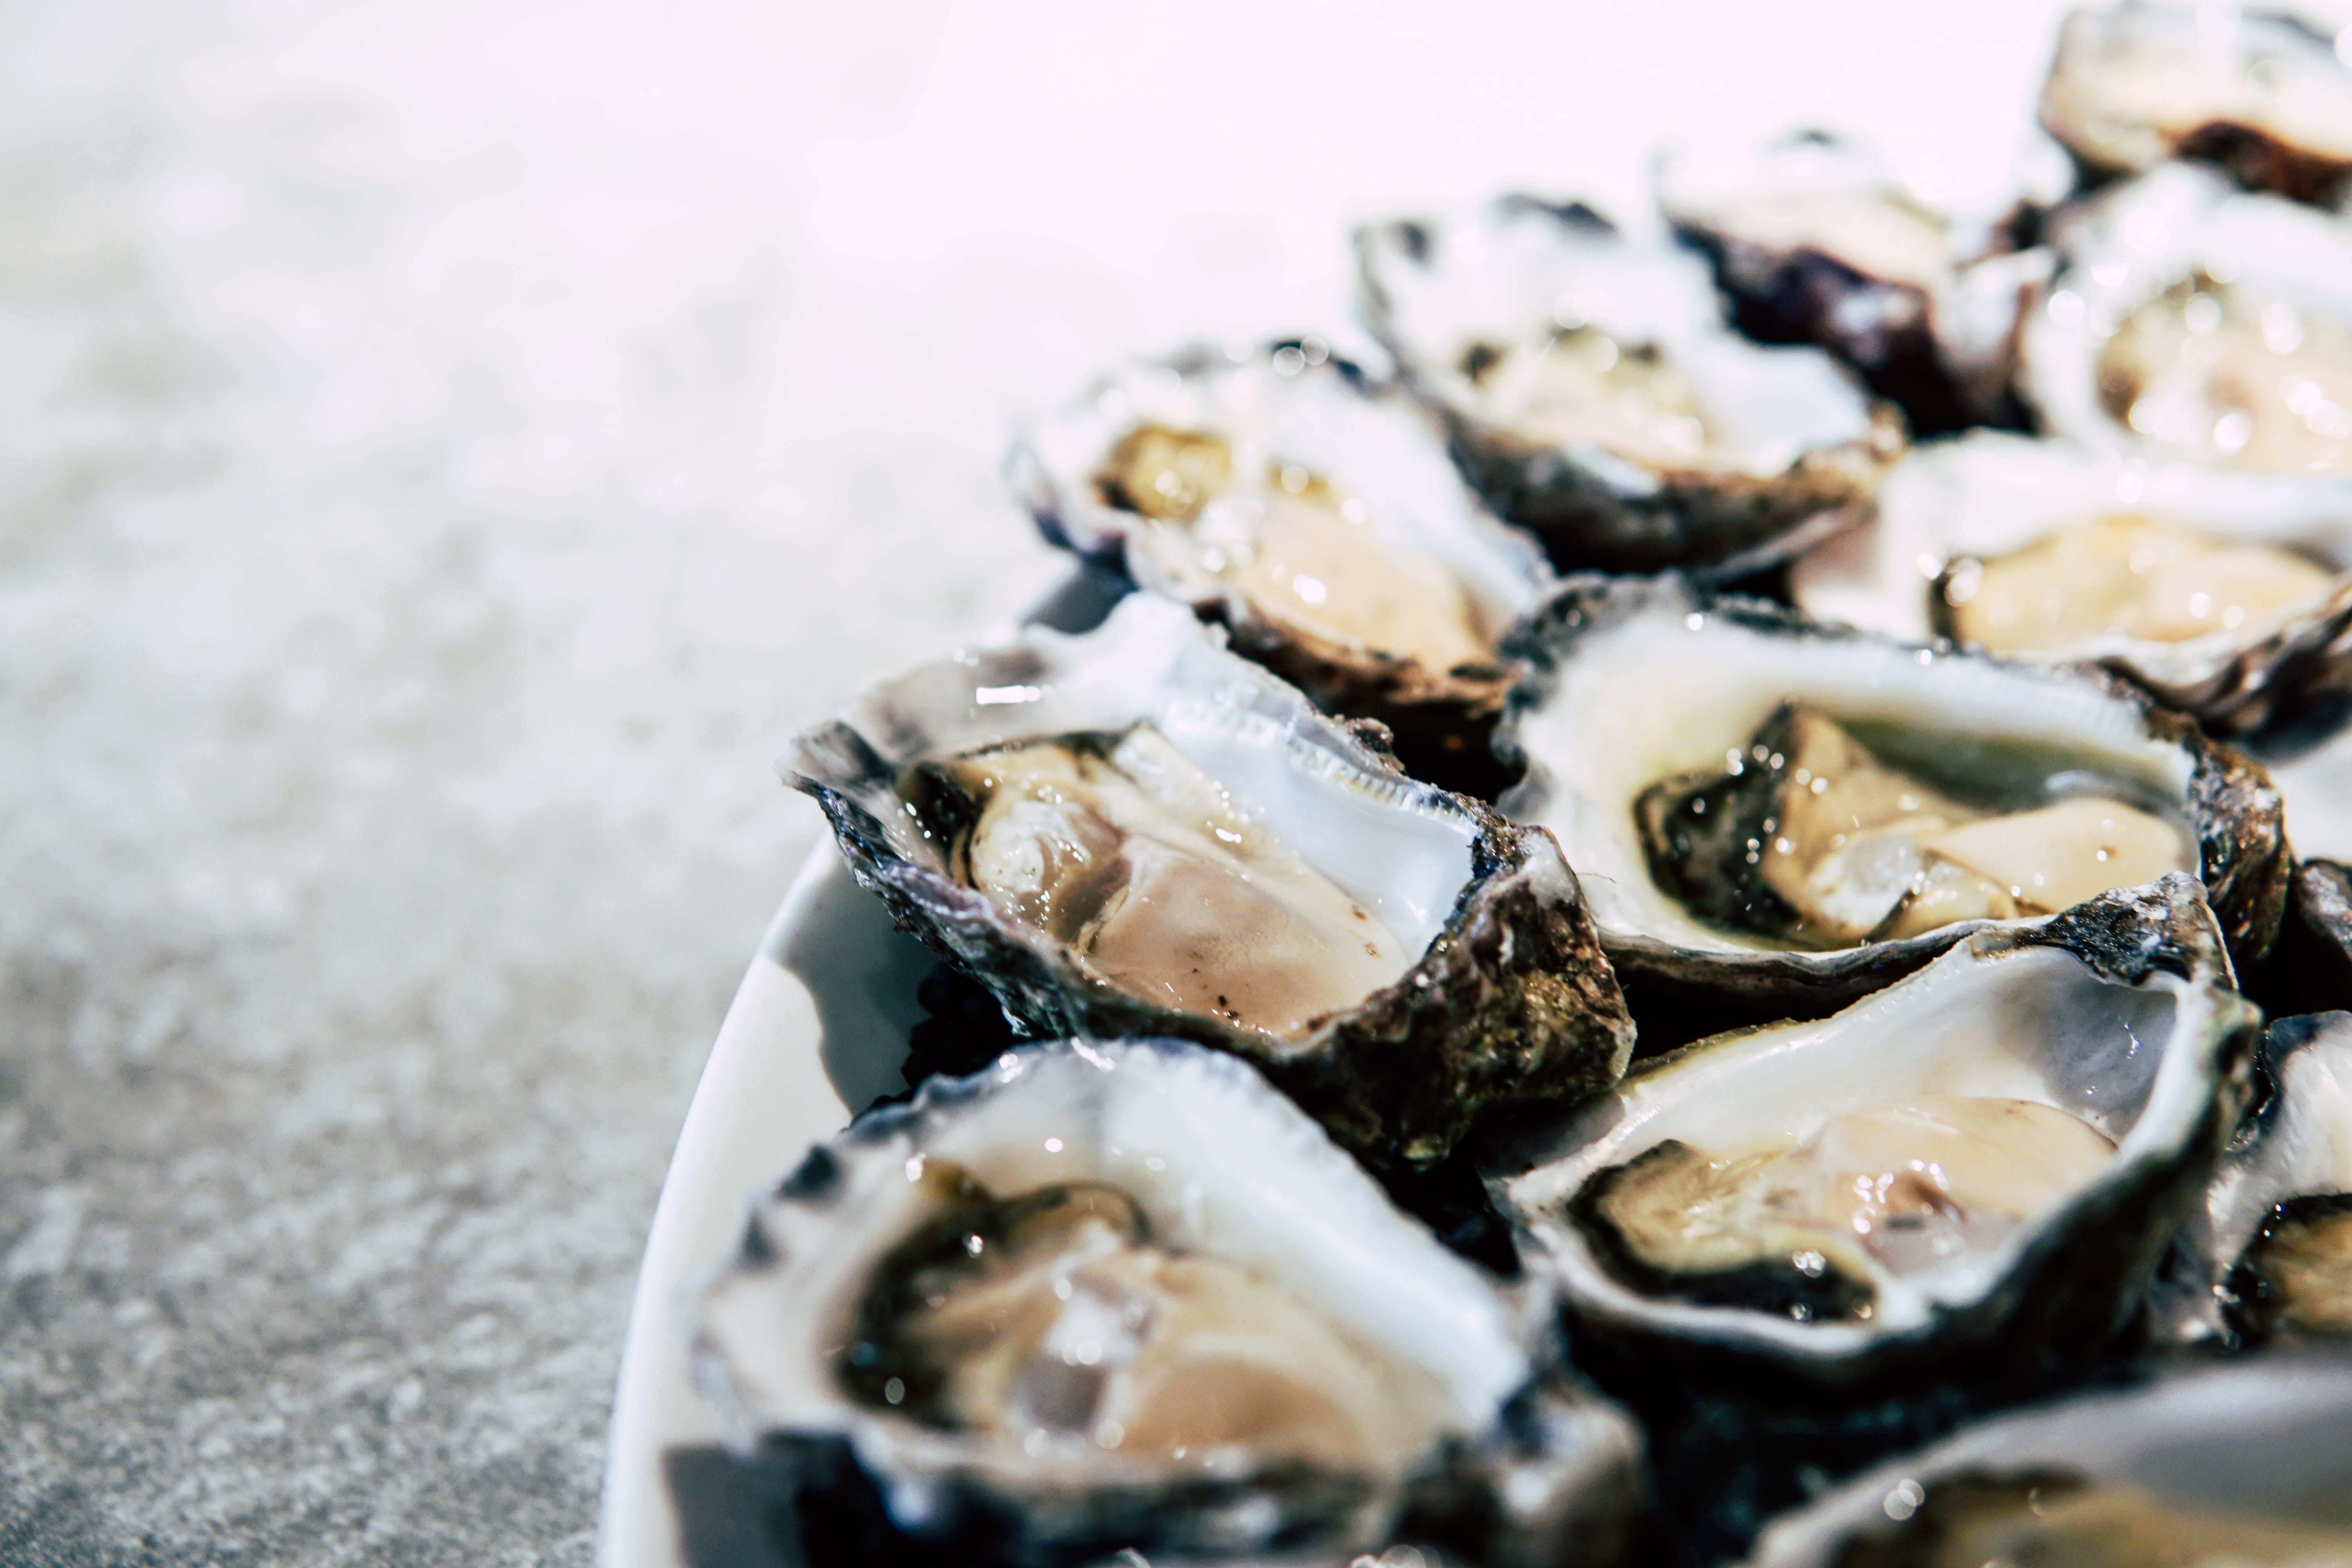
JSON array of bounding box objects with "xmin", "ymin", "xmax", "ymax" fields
[
  {"xmin": 1742, "ymin": 1354, "xmax": 2352, "ymax": 1568},
  {"xmin": 1005, "ymin": 343, "xmax": 1554, "ymax": 797},
  {"xmin": 786, "ymin": 592, "xmax": 1634, "ymax": 1172},
  {"xmin": 2020, "ymin": 162, "xmax": 2352, "ymax": 494},
  {"xmin": 1657, "ymin": 132, "xmax": 2053, "ymax": 435},
  {"xmin": 2153, "ymin": 1009, "xmax": 2352, "ymax": 1346},
  {"xmin": 1496, "ymin": 573, "xmax": 2289, "ymax": 1022},
  {"xmin": 691, "ymin": 1037, "xmax": 1648, "ymax": 1568},
  {"xmin": 1487, "ymin": 877, "xmax": 2260, "ymax": 1389},
  {"xmin": 1356, "ymin": 196, "xmax": 1906, "ymax": 576},
  {"xmin": 2041, "ymin": 3, "xmax": 2352, "ymax": 205},
  {"xmin": 1792, "ymin": 431, "xmax": 2352, "ymax": 735}
]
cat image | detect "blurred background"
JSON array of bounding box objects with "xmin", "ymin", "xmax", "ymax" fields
[{"xmin": 0, "ymin": 0, "xmax": 2145, "ymax": 1559}]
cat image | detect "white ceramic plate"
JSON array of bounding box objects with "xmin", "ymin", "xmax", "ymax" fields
[{"xmin": 595, "ymin": 843, "xmax": 932, "ymax": 1568}]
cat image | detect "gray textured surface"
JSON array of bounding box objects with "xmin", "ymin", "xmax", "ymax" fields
[{"xmin": 0, "ymin": 2, "xmax": 2080, "ymax": 1561}]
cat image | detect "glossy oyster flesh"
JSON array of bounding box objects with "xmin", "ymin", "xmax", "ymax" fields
[
  {"xmin": 1488, "ymin": 877, "xmax": 2258, "ymax": 1387},
  {"xmin": 787, "ymin": 592, "xmax": 1634, "ymax": 1171},
  {"xmin": 2041, "ymin": 2, "xmax": 2352, "ymax": 204},
  {"xmin": 1657, "ymin": 131, "xmax": 2053, "ymax": 434},
  {"xmin": 1007, "ymin": 345, "xmax": 1554, "ymax": 795},
  {"xmin": 692, "ymin": 1038, "xmax": 1646, "ymax": 1568},
  {"xmin": 1356, "ymin": 196, "xmax": 1904, "ymax": 575},
  {"xmin": 2152, "ymin": 1009, "xmax": 2352, "ymax": 1346},
  {"xmin": 1743, "ymin": 1356, "xmax": 2352, "ymax": 1568},
  {"xmin": 1792, "ymin": 432, "xmax": 2352, "ymax": 733},
  {"xmin": 2022, "ymin": 163, "xmax": 2352, "ymax": 498},
  {"xmin": 1497, "ymin": 573, "xmax": 2288, "ymax": 1019}
]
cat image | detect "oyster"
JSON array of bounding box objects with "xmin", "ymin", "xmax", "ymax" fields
[
  {"xmin": 1356, "ymin": 196, "xmax": 1905, "ymax": 576},
  {"xmin": 2041, "ymin": 2, "xmax": 2352, "ymax": 205},
  {"xmin": 1791, "ymin": 432, "xmax": 2352, "ymax": 734},
  {"xmin": 1488, "ymin": 877, "xmax": 2259, "ymax": 1387},
  {"xmin": 786, "ymin": 592, "xmax": 1634, "ymax": 1171},
  {"xmin": 2154, "ymin": 1009, "xmax": 2352, "ymax": 1346},
  {"xmin": 2020, "ymin": 162, "xmax": 2352, "ymax": 497},
  {"xmin": 1657, "ymin": 131, "xmax": 2053, "ymax": 434},
  {"xmin": 1497, "ymin": 573, "xmax": 2288, "ymax": 1020},
  {"xmin": 1007, "ymin": 344, "xmax": 1554, "ymax": 795},
  {"xmin": 692, "ymin": 1037, "xmax": 1647, "ymax": 1568},
  {"xmin": 1742, "ymin": 1355, "xmax": 2352, "ymax": 1568}
]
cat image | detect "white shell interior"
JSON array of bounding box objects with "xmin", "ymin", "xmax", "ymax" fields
[
  {"xmin": 1504, "ymin": 929, "xmax": 2229, "ymax": 1350},
  {"xmin": 703, "ymin": 1040, "xmax": 1529, "ymax": 1461},
  {"xmin": 2267, "ymin": 719, "xmax": 2352, "ymax": 863},
  {"xmin": 1363, "ymin": 201, "xmax": 1875, "ymax": 478},
  {"xmin": 839, "ymin": 593, "xmax": 1482, "ymax": 955},
  {"xmin": 1015, "ymin": 353, "xmax": 1551, "ymax": 646},
  {"xmin": 1511, "ymin": 583, "xmax": 2199, "ymax": 953},
  {"xmin": 2023, "ymin": 163, "xmax": 2352, "ymax": 473},
  {"xmin": 1793, "ymin": 430, "xmax": 2352, "ymax": 678}
]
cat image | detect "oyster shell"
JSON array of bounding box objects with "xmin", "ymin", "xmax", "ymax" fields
[
  {"xmin": 1792, "ymin": 431, "xmax": 2352, "ymax": 735},
  {"xmin": 1496, "ymin": 573, "xmax": 2289, "ymax": 1021},
  {"xmin": 2042, "ymin": 3, "xmax": 2352, "ymax": 205},
  {"xmin": 1356, "ymin": 196, "xmax": 1906, "ymax": 576},
  {"xmin": 786, "ymin": 592, "xmax": 1634, "ymax": 1171},
  {"xmin": 1742, "ymin": 1354, "xmax": 2352, "ymax": 1568},
  {"xmin": 1007, "ymin": 344, "xmax": 1555, "ymax": 796},
  {"xmin": 2020, "ymin": 162, "xmax": 2352, "ymax": 491},
  {"xmin": 1657, "ymin": 131, "xmax": 2053, "ymax": 434},
  {"xmin": 692, "ymin": 1037, "xmax": 1647, "ymax": 1568},
  {"xmin": 1487, "ymin": 877, "xmax": 2260, "ymax": 1388},
  {"xmin": 2152, "ymin": 1009, "xmax": 2352, "ymax": 1346}
]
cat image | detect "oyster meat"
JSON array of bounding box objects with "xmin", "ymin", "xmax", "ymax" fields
[
  {"xmin": 693, "ymin": 1037, "xmax": 1646, "ymax": 1567},
  {"xmin": 1356, "ymin": 196, "xmax": 1904, "ymax": 575},
  {"xmin": 2021, "ymin": 162, "xmax": 2352, "ymax": 511},
  {"xmin": 1657, "ymin": 131, "xmax": 2054, "ymax": 434},
  {"xmin": 1791, "ymin": 432, "xmax": 2352, "ymax": 733},
  {"xmin": 1744, "ymin": 1356, "xmax": 2352, "ymax": 1568},
  {"xmin": 1009, "ymin": 345, "xmax": 1554, "ymax": 794},
  {"xmin": 789, "ymin": 592, "xmax": 1634, "ymax": 1170},
  {"xmin": 2041, "ymin": 2, "xmax": 2352, "ymax": 204},
  {"xmin": 1497, "ymin": 573, "xmax": 2288, "ymax": 1018},
  {"xmin": 1489, "ymin": 877, "xmax": 2259, "ymax": 1387}
]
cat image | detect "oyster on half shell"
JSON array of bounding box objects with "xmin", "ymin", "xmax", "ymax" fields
[
  {"xmin": 1496, "ymin": 573, "xmax": 2289, "ymax": 1021},
  {"xmin": 786, "ymin": 592, "xmax": 1633, "ymax": 1171},
  {"xmin": 1792, "ymin": 432, "xmax": 2352, "ymax": 735},
  {"xmin": 1657, "ymin": 131, "xmax": 2054, "ymax": 434},
  {"xmin": 1007, "ymin": 345, "xmax": 1554, "ymax": 797},
  {"xmin": 691, "ymin": 1038, "xmax": 1647, "ymax": 1568},
  {"xmin": 1488, "ymin": 877, "xmax": 2259, "ymax": 1388},
  {"xmin": 1742, "ymin": 1355, "xmax": 2352, "ymax": 1568},
  {"xmin": 2041, "ymin": 3, "xmax": 2352, "ymax": 205},
  {"xmin": 1356, "ymin": 196, "xmax": 1905, "ymax": 576}
]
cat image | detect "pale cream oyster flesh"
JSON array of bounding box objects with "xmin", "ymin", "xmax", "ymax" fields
[
  {"xmin": 1488, "ymin": 877, "xmax": 2259, "ymax": 1382},
  {"xmin": 789, "ymin": 592, "xmax": 1634, "ymax": 1170},
  {"xmin": 692, "ymin": 1037, "xmax": 1646, "ymax": 1566},
  {"xmin": 2041, "ymin": 2, "xmax": 2352, "ymax": 204},
  {"xmin": 1791, "ymin": 431, "xmax": 2352, "ymax": 733}
]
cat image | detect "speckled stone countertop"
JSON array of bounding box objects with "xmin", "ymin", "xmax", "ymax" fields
[{"xmin": 0, "ymin": 4, "xmax": 2073, "ymax": 1561}]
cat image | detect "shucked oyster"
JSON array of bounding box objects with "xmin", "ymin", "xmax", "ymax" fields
[
  {"xmin": 2021, "ymin": 163, "xmax": 2352, "ymax": 498},
  {"xmin": 1007, "ymin": 344, "xmax": 1554, "ymax": 796},
  {"xmin": 1356, "ymin": 196, "xmax": 1905, "ymax": 576},
  {"xmin": 1792, "ymin": 432, "xmax": 2352, "ymax": 735},
  {"xmin": 2153, "ymin": 1009, "xmax": 2352, "ymax": 1347},
  {"xmin": 1657, "ymin": 131, "xmax": 2054, "ymax": 434},
  {"xmin": 1743, "ymin": 1355, "xmax": 2352, "ymax": 1568},
  {"xmin": 1488, "ymin": 877, "xmax": 2259, "ymax": 1387},
  {"xmin": 787, "ymin": 592, "xmax": 1633, "ymax": 1171},
  {"xmin": 1498, "ymin": 574, "xmax": 2289, "ymax": 1020},
  {"xmin": 2042, "ymin": 3, "xmax": 2352, "ymax": 205},
  {"xmin": 692, "ymin": 1037, "xmax": 1646, "ymax": 1568}
]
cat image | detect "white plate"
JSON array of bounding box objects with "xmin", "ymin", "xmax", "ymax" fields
[{"xmin": 595, "ymin": 843, "xmax": 933, "ymax": 1568}]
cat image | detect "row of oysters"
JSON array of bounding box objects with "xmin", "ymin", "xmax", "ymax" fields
[{"xmin": 681, "ymin": 7, "xmax": 2352, "ymax": 1566}]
